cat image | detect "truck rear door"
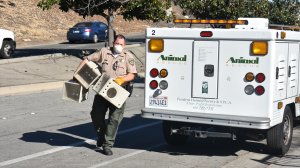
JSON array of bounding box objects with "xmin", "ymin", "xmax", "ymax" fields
[{"xmin": 192, "ymin": 41, "xmax": 219, "ymax": 98}]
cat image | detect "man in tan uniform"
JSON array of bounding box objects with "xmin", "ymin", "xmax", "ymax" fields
[{"xmin": 78, "ymin": 34, "xmax": 137, "ymax": 155}]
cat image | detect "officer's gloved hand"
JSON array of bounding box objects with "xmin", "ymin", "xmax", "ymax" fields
[{"xmin": 114, "ymin": 77, "xmax": 125, "ymax": 86}]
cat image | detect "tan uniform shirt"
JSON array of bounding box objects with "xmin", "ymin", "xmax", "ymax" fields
[{"xmin": 86, "ymin": 47, "xmax": 137, "ymax": 78}]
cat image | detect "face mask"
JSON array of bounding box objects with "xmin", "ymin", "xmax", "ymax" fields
[{"xmin": 113, "ymin": 44, "xmax": 123, "ymax": 54}]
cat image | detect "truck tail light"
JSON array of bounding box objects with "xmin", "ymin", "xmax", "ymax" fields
[
  {"xmin": 160, "ymin": 69, "xmax": 168, "ymax": 78},
  {"xmin": 255, "ymin": 86, "xmax": 265, "ymax": 95},
  {"xmin": 149, "ymin": 80, "xmax": 158, "ymax": 89},
  {"xmin": 150, "ymin": 68, "xmax": 159, "ymax": 78},
  {"xmin": 200, "ymin": 31, "xmax": 213, "ymax": 37},
  {"xmin": 244, "ymin": 85, "xmax": 255, "ymax": 95},
  {"xmin": 159, "ymin": 80, "xmax": 168, "ymax": 90},
  {"xmin": 251, "ymin": 41, "xmax": 268, "ymax": 56},
  {"xmin": 245, "ymin": 72, "xmax": 254, "ymax": 82},
  {"xmin": 255, "ymin": 73, "xmax": 265, "ymax": 83},
  {"xmin": 149, "ymin": 39, "xmax": 164, "ymax": 52}
]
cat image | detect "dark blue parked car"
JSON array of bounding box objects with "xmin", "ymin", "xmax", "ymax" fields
[{"xmin": 67, "ymin": 21, "xmax": 108, "ymax": 43}]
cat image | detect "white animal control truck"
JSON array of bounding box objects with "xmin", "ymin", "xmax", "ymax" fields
[{"xmin": 141, "ymin": 18, "xmax": 300, "ymax": 155}]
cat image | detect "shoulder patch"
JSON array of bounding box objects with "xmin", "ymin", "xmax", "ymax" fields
[{"xmin": 128, "ymin": 58, "xmax": 135, "ymax": 66}]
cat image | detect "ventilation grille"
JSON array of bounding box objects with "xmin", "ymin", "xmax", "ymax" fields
[
  {"xmin": 65, "ymin": 82, "xmax": 81, "ymax": 101},
  {"xmin": 77, "ymin": 64, "xmax": 99, "ymax": 85}
]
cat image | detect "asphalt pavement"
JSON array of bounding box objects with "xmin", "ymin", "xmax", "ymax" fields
[
  {"xmin": 0, "ymin": 44, "xmax": 145, "ymax": 96},
  {"xmin": 1, "ymin": 41, "xmax": 300, "ymax": 168}
]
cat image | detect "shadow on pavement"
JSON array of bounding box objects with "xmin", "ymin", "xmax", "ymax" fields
[
  {"xmin": 14, "ymin": 48, "xmax": 97, "ymax": 59},
  {"xmin": 154, "ymin": 139, "xmax": 268, "ymax": 156},
  {"xmin": 20, "ymin": 113, "xmax": 278, "ymax": 157},
  {"xmin": 251, "ymin": 124, "xmax": 300, "ymax": 167},
  {"xmin": 20, "ymin": 130, "xmax": 94, "ymax": 149},
  {"xmin": 21, "ymin": 105, "xmax": 300, "ymax": 159},
  {"xmin": 134, "ymin": 76, "xmax": 145, "ymax": 83},
  {"xmin": 20, "ymin": 122, "xmax": 96, "ymax": 150},
  {"xmin": 19, "ymin": 115, "xmax": 154, "ymax": 150},
  {"xmin": 126, "ymin": 37, "xmax": 145, "ymax": 44},
  {"xmin": 253, "ymin": 154, "xmax": 300, "ymax": 167}
]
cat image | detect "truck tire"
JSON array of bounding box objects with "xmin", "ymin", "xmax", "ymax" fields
[
  {"xmin": 162, "ymin": 120, "xmax": 189, "ymax": 146},
  {"xmin": 267, "ymin": 106, "xmax": 293, "ymax": 156},
  {"xmin": 0, "ymin": 40, "xmax": 14, "ymax": 59}
]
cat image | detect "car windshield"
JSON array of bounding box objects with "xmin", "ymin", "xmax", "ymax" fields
[{"xmin": 74, "ymin": 22, "xmax": 93, "ymax": 27}]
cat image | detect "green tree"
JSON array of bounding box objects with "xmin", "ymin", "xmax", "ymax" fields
[
  {"xmin": 38, "ymin": 0, "xmax": 171, "ymax": 46},
  {"xmin": 174, "ymin": 0, "xmax": 299, "ymax": 26},
  {"xmin": 241, "ymin": 0, "xmax": 269, "ymax": 18},
  {"xmin": 173, "ymin": 0, "xmax": 269, "ymax": 19},
  {"xmin": 269, "ymin": 0, "xmax": 300, "ymax": 25}
]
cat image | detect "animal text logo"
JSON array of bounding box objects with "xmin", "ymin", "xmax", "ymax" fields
[
  {"xmin": 158, "ymin": 55, "xmax": 187, "ymax": 62},
  {"xmin": 226, "ymin": 57, "xmax": 259, "ymax": 64}
]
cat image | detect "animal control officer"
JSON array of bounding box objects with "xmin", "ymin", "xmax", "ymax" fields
[{"xmin": 77, "ymin": 34, "xmax": 137, "ymax": 156}]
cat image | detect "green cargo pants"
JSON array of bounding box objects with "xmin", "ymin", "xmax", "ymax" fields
[{"xmin": 90, "ymin": 95, "xmax": 125, "ymax": 148}]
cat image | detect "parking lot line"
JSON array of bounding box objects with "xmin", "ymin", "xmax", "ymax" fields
[
  {"xmin": 88, "ymin": 142, "xmax": 166, "ymax": 168},
  {"xmin": 0, "ymin": 121, "xmax": 161, "ymax": 167}
]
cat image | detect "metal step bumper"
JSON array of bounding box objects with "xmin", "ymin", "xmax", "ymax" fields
[{"xmin": 141, "ymin": 108, "xmax": 271, "ymax": 129}]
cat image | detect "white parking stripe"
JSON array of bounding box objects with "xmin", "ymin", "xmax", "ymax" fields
[
  {"xmin": 0, "ymin": 121, "xmax": 161, "ymax": 167},
  {"xmin": 88, "ymin": 143, "xmax": 166, "ymax": 168},
  {"xmin": 0, "ymin": 140, "xmax": 92, "ymax": 167}
]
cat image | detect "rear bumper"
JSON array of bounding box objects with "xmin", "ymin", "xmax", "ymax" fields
[
  {"xmin": 67, "ymin": 33, "xmax": 92, "ymax": 41},
  {"xmin": 141, "ymin": 108, "xmax": 270, "ymax": 129}
]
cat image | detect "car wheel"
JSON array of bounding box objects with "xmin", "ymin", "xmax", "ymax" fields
[
  {"xmin": 162, "ymin": 120, "xmax": 189, "ymax": 146},
  {"xmin": 267, "ymin": 106, "xmax": 293, "ymax": 156},
  {"xmin": 93, "ymin": 34, "xmax": 99, "ymax": 43},
  {"xmin": 0, "ymin": 40, "xmax": 14, "ymax": 59},
  {"xmin": 69, "ymin": 40, "xmax": 75, "ymax": 44}
]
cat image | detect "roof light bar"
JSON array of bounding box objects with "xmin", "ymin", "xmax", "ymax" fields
[{"xmin": 173, "ymin": 19, "xmax": 248, "ymax": 25}]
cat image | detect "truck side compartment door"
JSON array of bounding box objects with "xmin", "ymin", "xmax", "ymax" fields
[
  {"xmin": 287, "ymin": 43, "xmax": 299, "ymax": 98},
  {"xmin": 274, "ymin": 43, "xmax": 288, "ymax": 101},
  {"xmin": 296, "ymin": 43, "xmax": 300, "ymax": 117},
  {"xmin": 192, "ymin": 41, "xmax": 219, "ymax": 98}
]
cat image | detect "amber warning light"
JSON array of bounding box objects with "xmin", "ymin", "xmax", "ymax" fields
[{"xmin": 173, "ymin": 19, "xmax": 248, "ymax": 25}]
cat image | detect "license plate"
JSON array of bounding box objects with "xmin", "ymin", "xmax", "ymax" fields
[
  {"xmin": 73, "ymin": 30, "xmax": 80, "ymax": 33},
  {"xmin": 149, "ymin": 96, "xmax": 168, "ymax": 107}
]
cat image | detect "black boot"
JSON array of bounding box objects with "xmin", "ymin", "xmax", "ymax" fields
[{"xmin": 103, "ymin": 147, "xmax": 113, "ymax": 156}]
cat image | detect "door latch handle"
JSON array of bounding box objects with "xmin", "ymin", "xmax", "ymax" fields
[
  {"xmin": 204, "ymin": 64, "xmax": 214, "ymax": 77},
  {"xmin": 288, "ymin": 66, "xmax": 291, "ymax": 77},
  {"xmin": 276, "ymin": 67, "xmax": 279, "ymax": 79}
]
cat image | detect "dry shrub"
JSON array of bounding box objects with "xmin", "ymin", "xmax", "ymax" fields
[{"xmin": 0, "ymin": 0, "xmax": 154, "ymax": 45}]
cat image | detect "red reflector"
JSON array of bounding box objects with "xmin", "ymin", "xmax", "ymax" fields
[
  {"xmin": 200, "ymin": 31, "xmax": 213, "ymax": 37},
  {"xmin": 255, "ymin": 73, "xmax": 265, "ymax": 83},
  {"xmin": 150, "ymin": 68, "xmax": 159, "ymax": 78},
  {"xmin": 85, "ymin": 29, "xmax": 92, "ymax": 32},
  {"xmin": 149, "ymin": 80, "xmax": 158, "ymax": 89},
  {"xmin": 255, "ymin": 86, "xmax": 265, "ymax": 95}
]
